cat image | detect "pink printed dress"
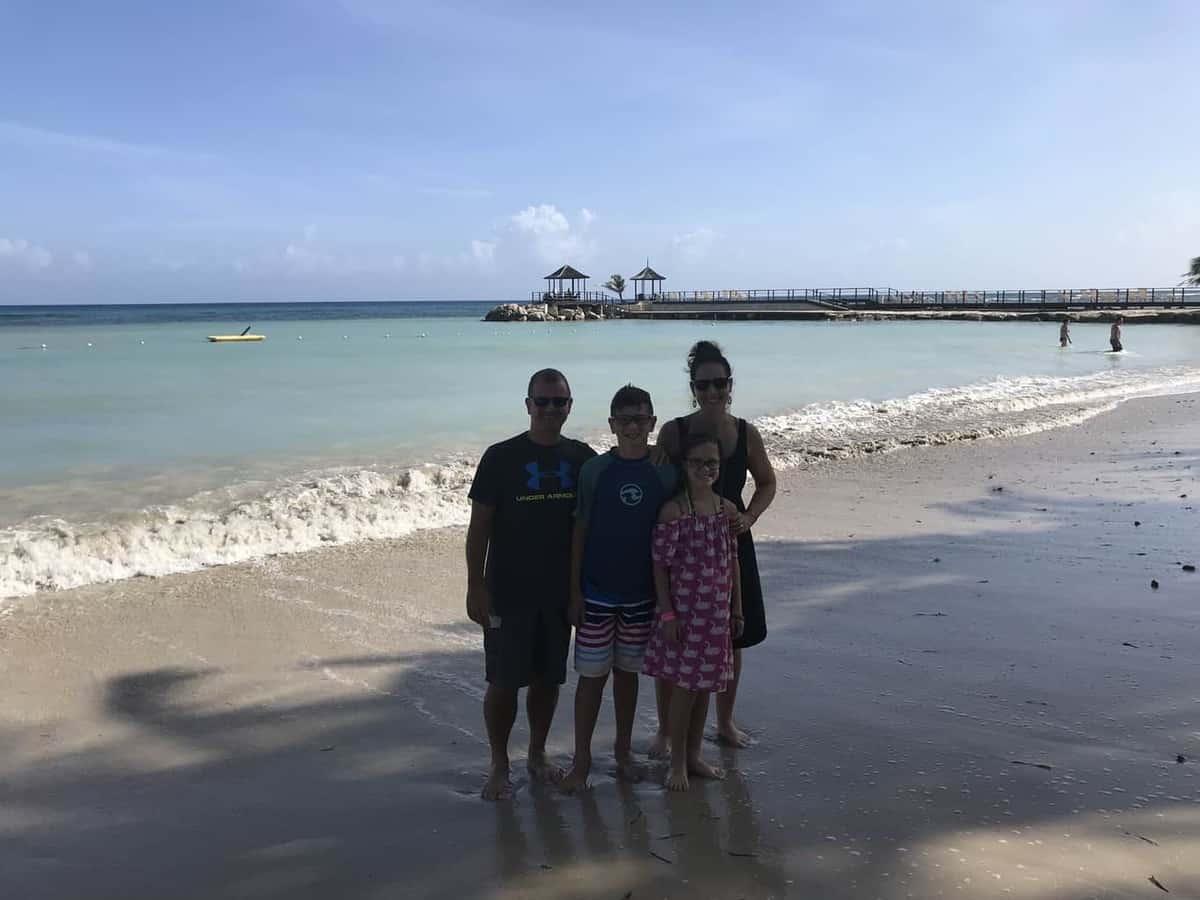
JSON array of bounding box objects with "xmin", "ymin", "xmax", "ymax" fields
[{"xmin": 641, "ymin": 510, "xmax": 738, "ymax": 692}]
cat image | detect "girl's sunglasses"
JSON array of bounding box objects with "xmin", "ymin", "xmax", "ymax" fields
[
  {"xmin": 691, "ymin": 377, "xmax": 731, "ymax": 392},
  {"xmin": 530, "ymin": 396, "xmax": 572, "ymax": 408}
]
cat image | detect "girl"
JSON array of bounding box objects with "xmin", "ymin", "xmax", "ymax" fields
[{"xmin": 642, "ymin": 432, "xmax": 743, "ymax": 791}]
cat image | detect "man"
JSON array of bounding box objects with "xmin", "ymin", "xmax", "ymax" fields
[
  {"xmin": 465, "ymin": 369, "xmax": 596, "ymax": 800},
  {"xmin": 1110, "ymin": 316, "xmax": 1123, "ymax": 352}
]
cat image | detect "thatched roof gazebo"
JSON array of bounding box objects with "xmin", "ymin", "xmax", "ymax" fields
[
  {"xmin": 631, "ymin": 263, "xmax": 665, "ymax": 300},
  {"xmin": 544, "ymin": 264, "xmax": 589, "ymax": 300}
]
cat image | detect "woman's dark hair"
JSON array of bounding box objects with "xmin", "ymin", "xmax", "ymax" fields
[
  {"xmin": 680, "ymin": 430, "xmax": 722, "ymax": 461},
  {"xmin": 686, "ymin": 340, "xmax": 732, "ymax": 381}
]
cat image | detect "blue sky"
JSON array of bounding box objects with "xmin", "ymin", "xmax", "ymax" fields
[{"xmin": 1, "ymin": 0, "xmax": 1197, "ymax": 303}]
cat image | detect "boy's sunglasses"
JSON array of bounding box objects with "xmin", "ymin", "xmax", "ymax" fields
[
  {"xmin": 530, "ymin": 396, "xmax": 572, "ymax": 408},
  {"xmin": 611, "ymin": 414, "xmax": 653, "ymax": 427},
  {"xmin": 691, "ymin": 377, "xmax": 732, "ymax": 392}
]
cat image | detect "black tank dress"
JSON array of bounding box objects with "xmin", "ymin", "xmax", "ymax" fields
[{"xmin": 674, "ymin": 416, "xmax": 766, "ymax": 649}]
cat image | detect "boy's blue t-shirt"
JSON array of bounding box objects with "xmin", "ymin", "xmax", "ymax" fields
[{"xmin": 575, "ymin": 449, "xmax": 679, "ymax": 601}]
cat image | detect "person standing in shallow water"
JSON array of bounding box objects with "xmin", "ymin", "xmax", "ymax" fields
[
  {"xmin": 465, "ymin": 369, "xmax": 596, "ymax": 800},
  {"xmin": 651, "ymin": 340, "xmax": 777, "ymax": 752},
  {"xmin": 1110, "ymin": 316, "xmax": 1123, "ymax": 352},
  {"xmin": 1059, "ymin": 316, "xmax": 1072, "ymax": 348}
]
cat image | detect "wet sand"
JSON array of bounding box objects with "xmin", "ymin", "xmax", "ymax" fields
[{"xmin": 2, "ymin": 394, "xmax": 1198, "ymax": 900}]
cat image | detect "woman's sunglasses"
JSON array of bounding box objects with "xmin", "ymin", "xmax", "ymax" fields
[
  {"xmin": 691, "ymin": 377, "xmax": 731, "ymax": 392},
  {"xmin": 530, "ymin": 396, "xmax": 572, "ymax": 408}
]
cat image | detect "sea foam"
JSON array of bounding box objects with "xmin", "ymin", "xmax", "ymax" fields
[{"xmin": 3, "ymin": 365, "xmax": 1199, "ymax": 600}]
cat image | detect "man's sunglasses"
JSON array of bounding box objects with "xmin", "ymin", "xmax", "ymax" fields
[
  {"xmin": 691, "ymin": 377, "xmax": 732, "ymax": 392},
  {"xmin": 530, "ymin": 396, "xmax": 572, "ymax": 408}
]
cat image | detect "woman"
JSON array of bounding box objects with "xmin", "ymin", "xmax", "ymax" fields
[{"xmin": 649, "ymin": 340, "xmax": 776, "ymax": 752}]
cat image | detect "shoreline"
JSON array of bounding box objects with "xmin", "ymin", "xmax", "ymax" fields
[
  {"xmin": 3, "ymin": 392, "xmax": 1198, "ymax": 898},
  {"xmin": 8, "ymin": 363, "xmax": 1200, "ymax": 602}
]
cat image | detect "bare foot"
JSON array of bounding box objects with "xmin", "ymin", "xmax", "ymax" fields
[
  {"xmin": 687, "ymin": 757, "xmax": 726, "ymax": 780},
  {"xmin": 716, "ymin": 723, "xmax": 751, "ymax": 748},
  {"xmin": 647, "ymin": 731, "xmax": 671, "ymax": 760},
  {"xmin": 666, "ymin": 767, "xmax": 690, "ymax": 792},
  {"xmin": 482, "ymin": 763, "xmax": 513, "ymax": 801},
  {"xmin": 527, "ymin": 752, "xmax": 564, "ymax": 785},
  {"xmin": 615, "ymin": 754, "xmax": 645, "ymax": 783},
  {"xmin": 559, "ymin": 758, "xmax": 591, "ymax": 794}
]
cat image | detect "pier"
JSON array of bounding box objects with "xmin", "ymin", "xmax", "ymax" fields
[
  {"xmin": 531, "ymin": 285, "xmax": 1200, "ymax": 311},
  {"xmin": 520, "ymin": 264, "xmax": 1200, "ymax": 322}
]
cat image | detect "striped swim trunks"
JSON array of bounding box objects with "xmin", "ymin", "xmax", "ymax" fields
[{"xmin": 573, "ymin": 585, "xmax": 656, "ymax": 677}]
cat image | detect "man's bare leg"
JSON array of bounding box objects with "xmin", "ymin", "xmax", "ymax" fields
[
  {"xmin": 526, "ymin": 680, "xmax": 562, "ymax": 783},
  {"xmin": 560, "ymin": 674, "xmax": 606, "ymax": 793},
  {"xmin": 611, "ymin": 669, "xmax": 644, "ymax": 782},
  {"xmin": 715, "ymin": 648, "xmax": 751, "ymax": 747},
  {"xmin": 483, "ymin": 684, "xmax": 518, "ymax": 800},
  {"xmin": 648, "ymin": 677, "xmax": 672, "ymax": 759}
]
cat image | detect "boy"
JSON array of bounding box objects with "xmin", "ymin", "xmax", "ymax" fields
[{"xmin": 560, "ymin": 385, "xmax": 678, "ymax": 793}]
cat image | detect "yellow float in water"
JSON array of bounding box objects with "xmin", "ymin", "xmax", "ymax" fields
[{"xmin": 207, "ymin": 334, "xmax": 265, "ymax": 342}]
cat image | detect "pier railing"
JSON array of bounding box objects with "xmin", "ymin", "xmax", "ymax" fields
[
  {"xmin": 646, "ymin": 288, "xmax": 880, "ymax": 304},
  {"xmin": 528, "ymin": 290, "xmax": 620, "ymax": 304},
  {"xmin": 528, "ymin": 286, "xmax": 1200, "ymax": 308},
  {"xmin": 870, "ymin": 287, "xmax": 1200, "ymax": 307}
]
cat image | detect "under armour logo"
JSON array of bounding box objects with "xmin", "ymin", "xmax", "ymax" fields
[
  {"xmin": 525, "ymin": 460, "xmax": 574, "ymax": 491},
  {"xmin": 619, "ymin": 484, "xmax": 644, "ymax": 506}
]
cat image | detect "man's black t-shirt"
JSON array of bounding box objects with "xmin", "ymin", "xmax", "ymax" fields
[{"xmin": 468, "ymin": 432, "xmax": 597, "ymax": 615}]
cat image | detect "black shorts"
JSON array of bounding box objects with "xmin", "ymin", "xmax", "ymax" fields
[{"xmin": 484, "ymin": 606, "xmax": 570, "ymax": 689}]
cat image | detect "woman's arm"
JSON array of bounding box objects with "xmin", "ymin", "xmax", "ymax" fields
[{"xmin": 739, "ymin": 423, "xmax": 777, "ymax": 530}]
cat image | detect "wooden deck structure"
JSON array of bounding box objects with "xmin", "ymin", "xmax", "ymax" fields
[{"xmin": 529, "ymin": 285, "xmax": 1200, "ymax": 310}]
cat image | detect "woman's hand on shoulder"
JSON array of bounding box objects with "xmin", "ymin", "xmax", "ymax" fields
[
  {"xmin": 724, "ymin": 498, "xmax": 754, "ymax": 534},
  {"xmin": 658, "ymin": 497, "xmax": 684, "ymax": 523}
]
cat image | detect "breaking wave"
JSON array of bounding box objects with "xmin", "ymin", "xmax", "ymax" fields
[{"xmin": 3, "ymin": 365, "xmax": 1199, "ymax": 600}]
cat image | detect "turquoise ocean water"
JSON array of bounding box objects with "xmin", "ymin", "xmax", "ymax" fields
[{"xmin": 3, "ymin": 301, "xmax": 1198, "ymax": 599}]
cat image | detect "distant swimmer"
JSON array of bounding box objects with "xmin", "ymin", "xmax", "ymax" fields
[
  {"xmin": 1059, "ymin": 316, "xmax": 1072, "ymax": 348},
  {"xmin": 1109, "ymin": 316, "xmax": 1123, "ymax": 352}
]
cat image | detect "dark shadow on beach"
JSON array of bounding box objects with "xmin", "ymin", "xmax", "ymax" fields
[{"xmin": 3, "ymin": 486, "xmax": 1198, "ymax": 899}]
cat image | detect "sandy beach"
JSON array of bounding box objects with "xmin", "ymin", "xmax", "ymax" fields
[{"xmin": 3, "ymin": 393, "xmax": 1198, "ymax": 900}]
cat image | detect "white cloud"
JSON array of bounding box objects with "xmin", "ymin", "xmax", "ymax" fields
[
  {"xmin": 152, "ymin": 256, "xmax": 195, "ymax": 272},
  {"xmin": 512, "ymin": 204, "xmax": 570, "ymax": 238},
  {"xmin": 418, "ymin": 186, "xmax": 494, "ymax": 199},
  {"xmin": 282, "ymin": 242, "xmax": 337, "ymax": 272},
  {"xmin": 471, "ymin": 239, "xmax": 496, "ymax": 266},
  {"xmin": 0, "ymin": 119, "xmax": 206, "ymax": 161},
  {"xmin": 72, "ymin": 250, "xmax": 92, "ymax": 269},
  {"xmin": 672, "ymin": 227, "xmax": 716, "ymax": 264},
  {"xmin": 0, "ymin": 237, "xmax": 54, "ymax": 271},
  {"xmin": 509, "ymin": 203, "xmax": 594, "ymax": 264}
]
